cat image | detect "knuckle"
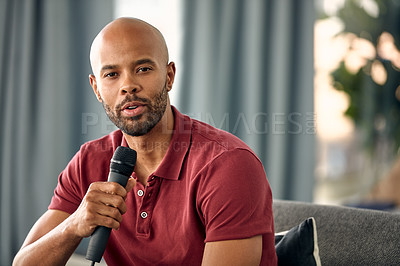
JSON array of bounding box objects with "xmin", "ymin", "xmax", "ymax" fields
[
  {"xmin": 112, "ymin": 183, "xmax": 126, "ymax": 195},
  {"xmin": 111, "ymin": 207, "xmax": 120, "ymax": 217},
  {"xmin": 88, "ymin": 182, "xmax": 99, "ymax": 190},
  {"xmin": 109, "ymin": 182, "xmax": 121, "ymax": 191},
  {"xmin": 84, "ymin": 210, "xmax": 96, "ymax": 221},
  {"xmin": 115, "ymin": 199, "xmax": 126, "ymax": 212},
  {"xmin": 119, "ymin": 203, "xmax": 127, "ymax": 214},
  {"xmin": 85, "ymin": 193, "xmax": 94, "ymax": 201},
  {"xmin": 88, "ymin": 183, "xmax": 95, "ymax": 190},
  {"xmin": 85, "ymin": 189, "xmax": 101, "ymax": 201},
  {"xmin": 105, "ymin": 217, "xmax": 118, "ymax": 228},
  {"xmin": 116, "ymin": 197, "xmax": 125, "ymax": 207}
]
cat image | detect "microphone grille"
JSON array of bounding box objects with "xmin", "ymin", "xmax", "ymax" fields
[{"xmin": 110, "ymin": 146, "xmax": 137, "ymax": 176}]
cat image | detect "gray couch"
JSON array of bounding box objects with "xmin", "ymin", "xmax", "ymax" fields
[{"xmin": 273, "ymin": 200, "xmax": 400, "ymax": 265}]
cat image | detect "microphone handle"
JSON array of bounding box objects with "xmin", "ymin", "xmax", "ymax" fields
[{"xmin": 85, "ymin": 171, "xmax": 130, "ymax": 263}]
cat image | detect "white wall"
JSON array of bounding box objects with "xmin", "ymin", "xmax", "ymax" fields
[{"xmin": 114, "ymin": 0, "xmax": 183, "ymax": 106}]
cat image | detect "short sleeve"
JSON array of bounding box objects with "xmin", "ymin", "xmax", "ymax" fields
[
  {"xmin": 48, "ymin": 150, "xmax": 85, "ymax": 214},
  {"xmin": 196, "ymin": 148, "xmax": 274, "ymax": 242},
  {"xmin": 48, "ymin": 133, "xmax": 120, "ymax": 215}
]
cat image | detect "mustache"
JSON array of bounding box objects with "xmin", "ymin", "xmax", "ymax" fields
[{"xmin": 115, "ymin": 95, "xmax": 150, "ymax": 110}]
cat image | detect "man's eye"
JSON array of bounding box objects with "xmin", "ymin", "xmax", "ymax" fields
[
  {"xmin": 105, "ymin": 72, "xmax": 118, "ymax": 78},
  {"xmin": 137, "ymin": 67, "xmax": 151, "ymax": 73}
]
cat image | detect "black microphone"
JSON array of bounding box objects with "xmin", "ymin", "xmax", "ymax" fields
[{"xmin": 86, "ymin": 146, "xmax": 137, "ymax": 265}]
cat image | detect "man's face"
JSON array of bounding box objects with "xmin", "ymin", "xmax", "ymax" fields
[{"xmin": 90, "ymin": 23, "xmax": 175, "ymax": 136}]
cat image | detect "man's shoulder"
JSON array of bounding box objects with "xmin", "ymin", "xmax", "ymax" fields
[
  {"xmin": 173, "ymin": 107, "xmax": 256, "ymax": 159},
  {"xmin": 190, "ymin": 118, "xmax": 251, "ymax": 152},
  {"xmin": 184, "ymin": 118, "xmax": 264, "ymax": 169}
]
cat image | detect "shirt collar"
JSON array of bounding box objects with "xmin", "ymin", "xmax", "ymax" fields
[{"xmin": 121, "ymin": 106, "xmax": 192, "ymax": 181}]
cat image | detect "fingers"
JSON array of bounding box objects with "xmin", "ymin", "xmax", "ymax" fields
[
  {"xmin": 88, "ymin": 179, "xmax": 136, "ymax": 210},
  {"xmin": 125, "ymin": 178, "xmax": 137, "ymax": 194},
  {"xmin": 85, "ymin": 189, "xmax": 127, "ymax": 214},
  {"xmin": 70, "ymin": 180, "xmax": 137, "ymax": 237},
  {"xmin": 82, "ymin": 202, "xmax": 122, "ymax": 231},
  {"xmin": 89, "ymin": 182, "xmax": 128, "ymax": 198},
  {"xmin": 91, "ymin": 201, "xmax": 123, "ymax": 227}
]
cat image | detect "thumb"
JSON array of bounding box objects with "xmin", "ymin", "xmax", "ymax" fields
[{"xmin": 125, "ymin": 177, "xmax": 136, "ymax": 193}]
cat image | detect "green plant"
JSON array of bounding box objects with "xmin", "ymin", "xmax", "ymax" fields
[{"xmin": 327, "ymin": 0, "xmax": 400, "ymax": 153}]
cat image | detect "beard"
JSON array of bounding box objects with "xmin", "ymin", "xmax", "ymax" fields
[{"xmin": 101, "ymin": 82, "xmax": 168, "ymax": 136}]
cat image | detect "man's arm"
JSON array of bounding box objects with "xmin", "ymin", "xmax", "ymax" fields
[
  {"xmin": 197, "ymin": 149, "xmax": 276, "ymax": 265},
  {"xmin": 13, "ymin": 179, "xmax": 135, "ymax": 266},
  {"xmin": 13, "ymin": 210, "xmax": 80, "ymax": 266},
  {"xmin": 202, "ymin": 235, "xmax": 262, "ymax": 266}
]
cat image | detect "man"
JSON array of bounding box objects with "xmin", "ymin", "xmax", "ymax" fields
[{"xmin": 13, "ymin": 17, "xmax": 277, "ymax": 265}]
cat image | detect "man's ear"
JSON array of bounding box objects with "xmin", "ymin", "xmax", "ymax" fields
[
  {"xmin": 89, "ymin": 74, "xmax": 102, "ymax": 102},
  {"xmin": 166, "ymin": 62, "xmax": 176, "ymax": 92}
]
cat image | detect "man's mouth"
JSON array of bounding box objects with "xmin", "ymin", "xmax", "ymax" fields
[
  {"xmin": 121, "ymin": 102, "xmax": 146, "ymax": 116},
  {"xmin": 122, "ymin": 101, "xmax": 144, "ymax": 110}
]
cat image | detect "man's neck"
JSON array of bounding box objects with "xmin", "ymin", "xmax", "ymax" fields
[{"xmin": 123, "ymin": 106, "xmax": 174, "ymax": 185}]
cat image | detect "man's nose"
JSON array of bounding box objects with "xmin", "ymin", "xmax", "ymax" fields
[{"xmin": 120, "ymin": 72, "xmax": 140, "ymax": 94}]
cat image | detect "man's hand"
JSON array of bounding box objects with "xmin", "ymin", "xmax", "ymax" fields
[
  {"xmin": 67, "ymin": 177, "xmax": 136, "ymax": 238},
  {"xmin": 13, "ymin": 178, "xmax": 136, "ymax": 266}
]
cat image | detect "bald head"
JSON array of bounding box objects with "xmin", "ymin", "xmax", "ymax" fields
[{"xmin": 89, "ymin": 17, "xmax": 169, "ymax": 76}]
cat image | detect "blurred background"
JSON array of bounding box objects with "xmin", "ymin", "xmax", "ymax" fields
[{"xmin": 1, "ymin": 0, "xmax": 399, "ymax": 265}]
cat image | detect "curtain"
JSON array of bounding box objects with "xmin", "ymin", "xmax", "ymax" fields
[
  {"xmin": 0, "ymin": 0, "xmax": 113, "ymax": 264},
  {"xmin": 178, "ymin": 0, "xmax": 315, "ymax": 201}
]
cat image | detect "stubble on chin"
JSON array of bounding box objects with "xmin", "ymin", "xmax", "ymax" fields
[{"xmin": 101, "ymin": 85, "xmax": 168, "ymax": 137}]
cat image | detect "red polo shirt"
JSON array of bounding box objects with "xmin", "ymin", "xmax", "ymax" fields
[{"xmin": 49, "ymin": 106, "xmax": 277, "ymax": 265}]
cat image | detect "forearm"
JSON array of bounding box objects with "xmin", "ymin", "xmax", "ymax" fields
[
  {"xmin": 14, "ymin": 181, "xmax": 134, "ymax": 265},
  {"xmin": 13, "ymin": 218, "xmax": 83, "ymax": 266}
]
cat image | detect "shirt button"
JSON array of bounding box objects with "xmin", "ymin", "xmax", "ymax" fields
[
  {"xmin": 140, "ymin": 211, "xmax": 148, "ymax": 219},
  {"xmin": 137, "ymin": 190, "xmax": 144, "ymax": 197}
]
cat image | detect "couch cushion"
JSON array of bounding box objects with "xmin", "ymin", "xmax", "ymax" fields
[{"xmin": 275, "ymin": 217, "xmax": 321, "ymax": 266}]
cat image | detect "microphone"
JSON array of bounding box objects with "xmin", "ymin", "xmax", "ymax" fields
[{"xmin": 86, "ymin": 146, "xmax": 137, "ymax": 265}]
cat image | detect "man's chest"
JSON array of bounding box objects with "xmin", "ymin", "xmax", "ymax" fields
[{"xmin": 107, "ymin": 177, "xmax": 205, "ymax": 265}]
